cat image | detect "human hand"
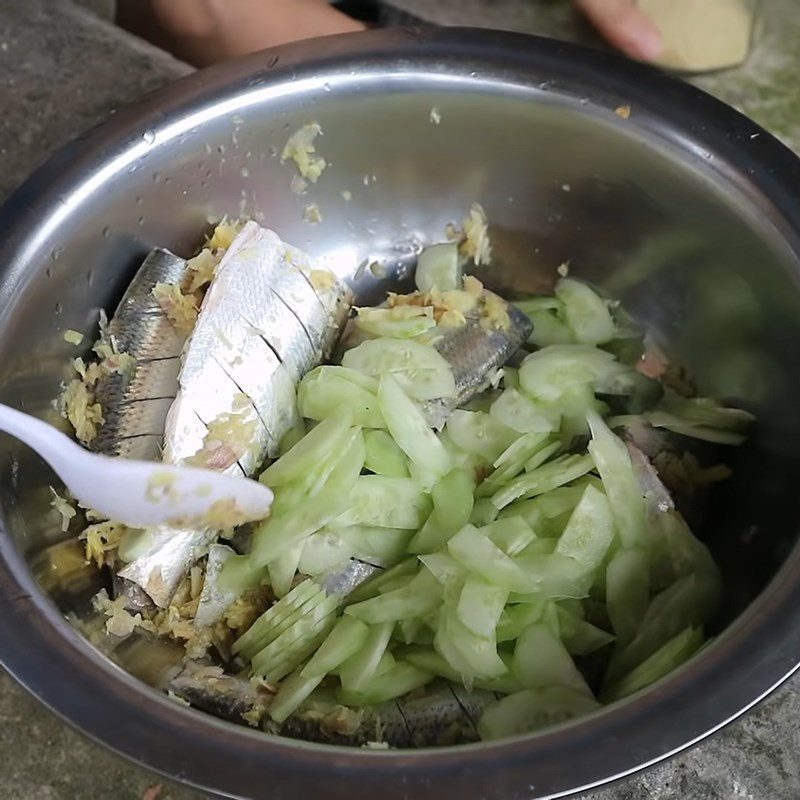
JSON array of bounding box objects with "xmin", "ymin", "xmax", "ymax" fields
[
  {"xmin": 575, "ymin": 0, "xmax": 663, "ymax": 61},
  {"xmin": 118, "ymin": 0, "xmax": 366, "ymax": 68}
]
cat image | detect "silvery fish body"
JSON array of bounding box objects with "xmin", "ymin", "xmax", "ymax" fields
[
  {"xmin": 194, "ymin": 543, "xmax": 238, "ymax": 628},
  {"xmin": 91, "ymin": 248, "xmax": 191, "ymax": 462},
  {"xmin": 421, "ymin": 294, "xmax": 532, "ymax": 429},
  {"xmin": 117, "ymin": 222, "xmax": 352, "ymax": 608},
  {"xmin": 167, "ymin": 665, "xmax": 496, "ymax": 747},
  {"xmin": 163, "ymin": 221, "xmax": 349, "ymax": 469}
]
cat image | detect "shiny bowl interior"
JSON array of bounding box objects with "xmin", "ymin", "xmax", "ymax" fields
[{"xmin": 1, "ymin": 27, "xmax": 800, "ymax": 800}]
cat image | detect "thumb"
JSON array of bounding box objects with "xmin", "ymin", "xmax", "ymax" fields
[{"xmin": 576, "ymin": 0, "xmax": 663, "ymax": 61}]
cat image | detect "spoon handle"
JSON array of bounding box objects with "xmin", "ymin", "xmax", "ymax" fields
[{"xmin": 0, "ymin": 403, "xmax": 81, "ymax": 479}]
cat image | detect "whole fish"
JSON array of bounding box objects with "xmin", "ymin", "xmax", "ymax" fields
[
  {"xmin": 167, "ymin": 665, "xmax": 496, "ymax": 747},
  {"xmin": 110, "ymin": 222, "xmax": 351, "ymax": 608},
  {"xmin": 91, "ymin": 248, "xmax": 190, "ymax": 462}
]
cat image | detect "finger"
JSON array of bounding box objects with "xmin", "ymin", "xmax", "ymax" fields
[{"xmin": 576, "ymin": 0, "xmax": 663, "ymax": 61}]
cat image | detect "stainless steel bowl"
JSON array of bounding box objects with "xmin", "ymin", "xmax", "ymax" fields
[{"xmin": 1, "ymin": 27, "xmax": 800, "ymax": 800}]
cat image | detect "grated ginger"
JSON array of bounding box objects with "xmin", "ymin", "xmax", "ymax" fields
[
  {"xmin": 207, "ymin": 219, "xmax": 244, "ymax": 251},
  {"xmin": 152, "ymin": 282, "xmax": 199, "ymax": 334},
  {"xmin": 479, "ymin": 291, "xmax": 511, "ymax": 331},
  {"xmin": 93, "ymin": 590, "xmax": 147, "ymax": 638},
  {"xmin": 281, "ymin": 123, "xmax": 327, "ymax": 182},
  {"xmin": 386, "ymin": 287, "xmax": 475, "ymax": 328},
  {"xmin": 61, "ymin": 378, "xmax": 104, "ymax": 444},
  {"xmin": 186, "ymin": 397, "xmax": 259, "ymax": 472},
  {"xmin": 63, "ymin": 329, "xmax": 84, "ymax": 346},
  {"xmin": 225, "ymin": 587, "xmax": 272, "ymax": 634},
  {"xmin": 303, "ymin": 204, "xmax": 323, "ymax": 225},
  {"xmin": 82, "ymin": 520, "xmax": 125, "ymax": 567},
  {"xmin": 50, "ymin": 487, "xmax": 76, "ymax": 532},
  {"xmin": 460, "ymin": 203, "xmax": 492, "ymax": 267},
  {"xmin": 186, "ymin": 248, "xmax": 219, "ymax": 293},
  {"xmin": 309, "ymin": 268, "xmax": 335, "ymax": 292}
]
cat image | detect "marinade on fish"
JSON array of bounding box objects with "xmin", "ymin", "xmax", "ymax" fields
[
  {"xmin": 91, "ymin": 248, "xmax": 191, "ymax": 462},
  {"xmin": 104, "ymin": 223, "xmax": 352, "ymax": 608},
  {"xmin": 167, "ymin": 664, "xmax": 496, "ymax": 747},
  {"xmin": 420, "ymin": 297, "xmax": 533, "ymax": 429}
]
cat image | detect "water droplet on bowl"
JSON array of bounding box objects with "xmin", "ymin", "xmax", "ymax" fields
[
  {"xmin": 232, "ymin": 114, "xmax": 244, "ymax": 125},
  {"xmin": 102, "ymin": 226, "xmax": 111, "ymax": 238},
  {"xmin": 138, "ymin": 216, "xmax": 145, "ymax": 226},
  {"xmin": 45, "ymin": 266, "xmax": 53, "ymax": 278},
  {"xmin": 152, "ymin": 172, "xmax": 161, "ymax": 182},
  {"xmin": 142, "ymin": 129, "xmax": 156, "ymax": 145},
  {"xmin": 217, "ymin": 144, "xmax": 226, "ymax": 154},
  {"xmin": 86, "ymin": 270, "xmax": 94, "ymax": 287},
  {"xmin": 323, "ymin": 83, "xmax": 331, "ymax": 93},
  {"xmin": 240, "ymin": 167, "xmax": 250, "ymax": 178},
  {"xmin": 54, "ymin": 302, "xmax": 63, "ymax": 315}
]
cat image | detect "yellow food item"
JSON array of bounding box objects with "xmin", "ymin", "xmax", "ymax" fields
[
  {"xmin": 152, "ymin": 282, "xmax": 199, "ymax": 334},
  {"xmin": 61, "ymin": 378, "xmax": 104, "ymax": 444},
  {"xmin": 462, "ymin": 275, "xmax": 484, "ymax": 298},
  {"xmin": 186, "ymin": 397, "xmax": 259, "ymax": 472},
  {"xmin": 207, "ymin": 219, "xmax": 244, "ymax": 251},
  {"xmin": 460, "ymin": 203, "xmax": 492, "ymax": 266},
  {"xmin": 49, "ymin": 487, "xmax": 76, "ymax": 532},
  {"xmin": 93, "ymin": 592, "xmax": 144, "ymax": 638},
  {"xmin": 438, "ymin": 309, "xmax": 467, "ymax": 328},
  {"xmin": 303, "ymin": 204, "xmax": 323, "ymax": 225},
  {"xmin": 479, "ymin": 291, "xmax": 511, "ymax": 331},
  {"xmin": 82, "ymin": 520, "xmax": 125, "ymax": 567},
  {"xmin": 309, "ymin": 268, "xmax": 335, "ymax": 292},
  {"xmin": 186, "ymin": 247, "xmax": 219, "ymax": 293},
  {"xmin": 225, "ymin": 587, "xmax": 272, "ymax": 634},
  {"xmin": 637, "ymin": 0, "xmax": 753, "ymax": 73},
  {"xmin": 282, "ymin": 123, "xmax": 327, "ymax": 182},
  {"xmin": 63, "ymin": 329, "xmax": 84, "ymax": 346}
]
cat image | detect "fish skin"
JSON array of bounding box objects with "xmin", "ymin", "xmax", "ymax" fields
[
  {"xmin": 167, "ymin": 666, "xmax": 495, "ymax": 746},
  {"xmin": 91, "ymin": 248, "xmax": 191, "ymax": 462},
  {"xmin": 163, "ymin": 221, "xmax": 351, "ymax": 467},
  {"xmin": 194, "ymin": 543, "xmax": 238, "ymax": 628},
  {"xmin": 117, "ymin": 223, "xmax": 352, "ymax": 608},
  {"xmin": 616, "ymin": 418, "xmax": 720, "ymax": 530},
  {"xmin": 626, "ymin": 441, "xmax": 674, "ymax": 517},
  {"xmin": 420, "ymin": 294, "xmax": 532, "ymax": 429},
  {"xmin": 317, "ymin": 559, "xmax": 382, "ymax": 598},
  {"xmin": 168, "ymin": 663, "xmax": 273, "ymax": 724}
]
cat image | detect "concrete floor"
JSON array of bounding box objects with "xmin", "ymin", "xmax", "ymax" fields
[{"xmin": 1, "ymin": 1, "xmax": 799, "ymax": 798}]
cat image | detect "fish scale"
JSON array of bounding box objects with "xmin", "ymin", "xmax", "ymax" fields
[{"xmin": 91, "ymin": 248, "xmax": 191, "ymax": 461}]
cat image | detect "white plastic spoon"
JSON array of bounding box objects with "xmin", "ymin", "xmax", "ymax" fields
[{"xmin": 0, "ymin": 403, "xmax": 273, "ymax": 528}]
